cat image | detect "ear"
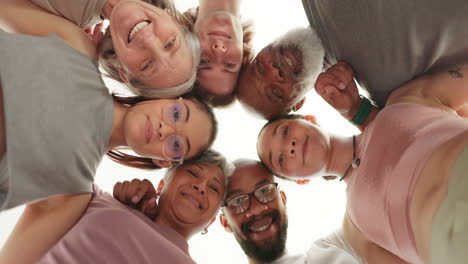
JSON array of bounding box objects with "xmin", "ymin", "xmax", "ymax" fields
[
  {"xmin": 295, "ymin": 179, "xmax": 310, "ymax": 185},
  {"xmin": 279, "ymin": 190, "xmax": 287, "ymax": 205},
  {"xmin": 117, "ymin": 67, "xmax": 129, "ymax": 84},
  {"xmin": 292, "ymin": 97, "xmax": 306, "ymax": 112},
  {"xmin": 152, "ymin": 159, "xmax": 173, "ymax": 168},
  {"xmin": 219, "ymin": 214, "xmax": 232, "ymax": 233},
  {"xmin": 157, "ymin": 179, "xmax": 165, "ymax": 193},
  {"xmin": 304, "ymin": 115, "xmax": 318, "ymax": 125}
]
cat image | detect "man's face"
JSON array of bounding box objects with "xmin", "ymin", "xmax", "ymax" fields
[
  {"xmin": 220, "ymin": 161, "xmax": 288, "ymax": 262},
  {"xmin": 236, "ymin": 27, "xmax": 324, "ymax": 119}
]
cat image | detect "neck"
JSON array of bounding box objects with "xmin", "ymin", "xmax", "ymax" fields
[
  {"xmin": 154, "ymin": 215, "xmax": 192, "ymax": 240},
  {"xmin": 107, "ymin": 100, "xmax": 128, "ymax": 151},
  {"xmin": 326, "ymin": 135, "xmax": 354, "ymax": 179},
  {"xmin": 197, "ymin": 0, "xmax": 241, "ymax": 18}
]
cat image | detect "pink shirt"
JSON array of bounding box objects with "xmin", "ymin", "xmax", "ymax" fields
[
  {"xmin": 38, "ymin": 185, "xmax": 196, "ymax": 264},
  {"xmin": 347, "ymin": 103, "xmax": 468, "ymax": 263}
]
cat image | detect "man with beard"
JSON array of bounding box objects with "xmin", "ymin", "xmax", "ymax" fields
[
  {"xmin": 237, "ymin": 0, "xmax": 468, "ymax": 119},
  {"xmin": 220, "ymin": 159, "xmax": 362, "ymax": 263}
]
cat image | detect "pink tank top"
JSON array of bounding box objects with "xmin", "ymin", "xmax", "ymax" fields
[{"xmin": 347, "ymin": 103, "xmax": 468, "ymax": 263}]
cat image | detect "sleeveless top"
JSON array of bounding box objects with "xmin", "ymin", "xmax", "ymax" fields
[
  {"xmin": 0, "ymin": 31, "xmax": 113, "ymax": 210},
  {"xmin": 347, "ymin": 103, "xmax": 468, "ymax": 263}
]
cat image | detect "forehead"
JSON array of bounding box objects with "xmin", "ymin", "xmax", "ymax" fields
[
  {"xmin": 228, "ymin": 163, "xmax": 273, "ymax": 192},
  {"xmin": 182, "ymin": 100, "xmax": 212, "ymax": 158}
]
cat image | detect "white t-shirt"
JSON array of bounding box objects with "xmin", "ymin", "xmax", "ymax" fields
[{"xmin": 305, "ymin": 230, "xmax": 362, "ymax": 264}]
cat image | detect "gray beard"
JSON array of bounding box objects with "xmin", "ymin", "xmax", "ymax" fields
[{"xmin": 272, "ymin": 26, "xmax": 325, "ymax": 94}]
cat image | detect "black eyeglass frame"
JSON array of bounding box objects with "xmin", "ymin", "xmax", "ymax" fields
[{"xmin": 223, "ymin": 183, "xmax": 279, "ymax": 214}]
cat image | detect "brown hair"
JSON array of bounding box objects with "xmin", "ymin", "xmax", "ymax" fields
[
  {"xmin": 107, "ymin": 94, "xmax": 218, "ymax": 170},
  {"xmin": 182, "ymin": 7, "xmax": 255, "ymax": 107}
]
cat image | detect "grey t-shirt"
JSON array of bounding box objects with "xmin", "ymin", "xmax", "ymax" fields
[
  {"xmin": 302, "ymin": 0, "xmax": 468, "ymax": 107},
  {"xmin": 0, "ymin": 31, "xmax": 113, "ymax": 210},
  {"xmin": 32, "ymin": 0, "xmax": 107, "ymax": 29}
]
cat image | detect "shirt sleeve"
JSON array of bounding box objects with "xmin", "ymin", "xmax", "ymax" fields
[{"xmin": 31, "ymin": 0, "xmax": 107, "ymax": 29}]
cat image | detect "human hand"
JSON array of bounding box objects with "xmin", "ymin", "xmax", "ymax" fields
[
  {"xmin": 84, "ymin": 22, "xmax": 104, "ymax": 47},
  {"xmin": 314, "ymin": 61, "xmax": 360, "ymax": 116},
  {"xmin": 113, "ymin": 179, "xmax": 159, "ymax": 220}
]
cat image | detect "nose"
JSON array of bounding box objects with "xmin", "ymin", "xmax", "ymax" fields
[
  {"xmin": 157, "ymin": 121, "xmax": 175, "ymax": 140},
  {"xmin": 287, "ymin": 139, "xmax": 297, "ymax": 157},
  {"xmin": 192, "ymin": 183, "xmax": 206, "ymax": 196},
  {"xmin": 211, "ymin": 41, "xmax": 227, "ymax": 54},
  {"xmin": 245, "ymin": 196, "xmax": 268, "ymax": 218}
]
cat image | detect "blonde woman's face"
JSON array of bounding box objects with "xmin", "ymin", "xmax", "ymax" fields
[{"xmin": 110, "ymin": 0, "xmax": 193, "ymax": 89}]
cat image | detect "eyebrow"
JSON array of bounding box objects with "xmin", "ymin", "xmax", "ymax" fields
[
  {"xmin": 183, "ymin": 102, "xmax": 190, "ymax": 122},
  {"xmin": 185, "ymin": 138, "xmax": 191, "ymax": 157},
  {"xmin": 268, "ymin": 122, "xmax": 281, "ymax": 169}
]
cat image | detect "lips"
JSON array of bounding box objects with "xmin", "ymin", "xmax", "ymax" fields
[
  {"xmin": 303, "ymin": 136, "xmax": 309, "ymax": 165},
  {"xmin": 241, "ymin": 210, "xmax": 280, "ymax": 235},
  {"xmin": 249, "ymin": 217, "xmax": 273, "ymax": 232},
  {"xmin": 145, "ymin": 116, "xmax": 153, "ymax": 143},
  {"xmin": 128, "ymin": 20, "xmax": 151, "ymax": 43},
  {"xmin": 208, "ymin": 31, "xmax": 232, "ymax": 39},
  {"xmin": 181, "ymin": 192, "xmax": 203, "ymax": 210},
  {"xmin": 279, "ymin": 48, "xmax": 302, "ymax": 75}
]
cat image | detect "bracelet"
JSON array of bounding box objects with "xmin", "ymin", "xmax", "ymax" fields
[{"xmin": 350, "ymin": 96, "xmax": 372, "ymax": 126}]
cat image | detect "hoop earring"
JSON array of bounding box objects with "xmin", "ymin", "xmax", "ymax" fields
[{"xmin": 201, "ymin": 228, "xmax": 208, "ymax": 235}]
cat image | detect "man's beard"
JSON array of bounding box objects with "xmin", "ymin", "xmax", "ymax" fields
[
  {"xmin": 272, "ymin": 26, "xmax": 324, "ymax": 92},
  {"xmin": 235, "ymin": 210, "xmax": 288, "ymax": 263}
]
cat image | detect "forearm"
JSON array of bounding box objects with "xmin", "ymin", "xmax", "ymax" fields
[{"xmin": 0, "ymin": 193, "xmax": 92, "ymax": 264}]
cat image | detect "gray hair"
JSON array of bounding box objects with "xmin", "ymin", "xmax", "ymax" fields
[
  {"xmin": 97, "ymin": 18, "xmax": 200, "ymax": 98},
  {"xmin": 163, "ymin": 149, "xmax": 234, "ymax": 202}
]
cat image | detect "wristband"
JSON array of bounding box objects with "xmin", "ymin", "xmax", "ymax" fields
[{"xmin": 350, "ymin": 96, "xmax": 372, "ymax": 126}]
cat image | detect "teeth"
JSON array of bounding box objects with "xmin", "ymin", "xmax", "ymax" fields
[
  {"xmin": 128, "ymin": 21, "xmax": 150, "ymax": 42},
  {"xmin": 283, "ymin": 55, "xmax": 296, "ymax": 73},
  {"xmin": 250, "ymin": 223, "xmax": 271, "ymax": 232}
]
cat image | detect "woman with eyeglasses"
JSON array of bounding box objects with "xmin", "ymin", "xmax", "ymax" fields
[
  {"xmin": 0, "ymin": 150, "xmax": 230, "ymax": 263},
  {"xmin": 4, "ymin": 0, "xmax": 200, "ymax": 98}
]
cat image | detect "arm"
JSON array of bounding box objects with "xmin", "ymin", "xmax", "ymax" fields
[
  {"xmin": 342, "ymin": 213, "xmax": 409, "ymax": 264},
  {"xmin": 0, "ymin": 193, "xmax": 92, "ymax": 264},
  {"xmin": 0, "ymin": 0, "xmax": 98, "ymax": 58},
  {"xmin": 30, "ymin": 0, "xmax": 108, "ymax": 29},
  {"xmin": 314, "ymin": 62, "xmax": 379, "ymax": 132}
]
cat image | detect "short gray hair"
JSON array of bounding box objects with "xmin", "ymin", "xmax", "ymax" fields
[
  {"xmin": 97, "ymin": 13, "xmax": 200, "ymax": 98},
  {"xmin": 163, "ymin": 149, "xmax": 233, "ymax": 202}
]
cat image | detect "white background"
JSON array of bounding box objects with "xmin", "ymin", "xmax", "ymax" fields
[{"xmin": 0, "ymin": 0, "xmax": 358, "ymax": 263}]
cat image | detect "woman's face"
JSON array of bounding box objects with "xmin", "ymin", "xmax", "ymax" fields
[
  {"xmin": 123, "ymin": 98, "xmax": 212, "ymax": 162},
  {"xmin": 158, "ymin": 162, "xmax": 226, "ymax": 232},
  {"xmin": 110, "ymin": 0, "xmax": 193, "ymax": 89},
  {"xmin": 195, "ymin": 11, "xmax": 244, "ymax": 96},
  {"xmin": 257, "ymin": 119, "xmax": 330, "ymax": 179}
]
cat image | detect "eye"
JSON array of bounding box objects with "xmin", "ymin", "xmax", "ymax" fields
[
  {"xmin": 279, "ymin": 154, "xmax": 284, "ymax": 168},
  {"xmin": 187, "ymin": 169, "xmax": 198, "ymax": 178},
  {"xmin": 225, "ymin": 63, "xmax": 235, "ymax": 69},
  {"xmin": 165, "ymin": 38, "xmax": 175, "ymax": 49},
  {"xmin": 256, "ymin": 59, "xmax": 264, "ymax": 73},
  {"xmin": 172, "ymin": 106, "xmax": 180, "ymax": 122},
  {"xmin": 200, "ymin": 58, "xmax": 210, "ymax": 65},
  {"xmin": 283, "ymin": 126, "xmax": 289, "ymax": 137},
  {"xmin": 173, "ymin": 139, "xmax": 181, "ymax": 154},
  {"xmin": 272, "ymin": 87, "xmax": 283, "ymax": 99},
  {"xmin": 140, "ymin": 60, "xmax": 153, "ymax": 72},
  {"xmin": 210, "ymin": 185, "xmax": 220, "ymax": 193},
  {"xmin": 229, "ymin": 196, "xmax": 244, "ymax": 206}
]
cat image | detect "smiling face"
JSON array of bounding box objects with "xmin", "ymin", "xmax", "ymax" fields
[
  {"xmin": 157, "ymin": 162, "xmax": 226, "ymax": 237},
  {"xmin": 109, "ymin": 0, "xmax": 193, "ymax": 89},
  {"xmin": 220, "ymin": 161, "xmax": 287, "ymax": 262},
  {"xmin": 257, "ymin": 118, "xmax": 330, "ymax": 179},
  {"xmin": 123, "ymin": 98, "xmax": 212, "ymax": 162},
  {"xmin": 195, "ymin": 11, "xmax": 244, "ymax": 96},
  {"xmin": 237, "ymin": 27, "xmax": 324, "ymax": 119}
]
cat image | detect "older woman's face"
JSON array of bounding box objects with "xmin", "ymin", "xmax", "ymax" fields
[
  {"xmin": 110, "ymin": 0, "xmax": 193, "ymax": 89},
  {"xmin": 158, "ymin": 162, "xmax": 226, "ymax": 233},
  {"xmin": 123, "ymin": 98, "xmax": 212, "ymax": 163},
  {"xmin": 195, "ymin": 11, "xmax": 243, "ymax": 96}
]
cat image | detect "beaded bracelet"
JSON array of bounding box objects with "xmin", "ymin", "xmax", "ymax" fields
[{"xmin": 350, "ymin": 96, "xmax": 372, "ymax": 126}]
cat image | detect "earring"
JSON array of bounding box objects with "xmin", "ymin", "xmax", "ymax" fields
[{"xmin": 201, "ymin": 228, "xmax": 208, "ymax": 235}]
